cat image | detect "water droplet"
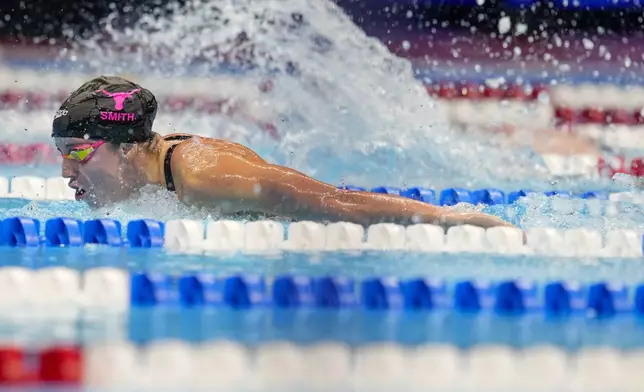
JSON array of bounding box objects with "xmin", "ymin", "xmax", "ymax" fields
[
  {"xmin": 498, "ymin": 16, "xmax": 511, "ymax": 34},
  {"xmin": 582, "ymin": 38, "xmax": 594, "ymax": 50}
]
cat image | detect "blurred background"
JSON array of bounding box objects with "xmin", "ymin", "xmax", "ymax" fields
[
  {"xmin": 2, "ymin": 0, "xmax": 643, "ymax": 81},
  {"xmin": 1, "ymin": 0, "xmax": 643, "ymax": 186}
]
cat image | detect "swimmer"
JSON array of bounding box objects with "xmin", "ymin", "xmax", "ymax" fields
[{"xmin": 52, "ymin": 76, "xmax": 516, "ymax": 230}]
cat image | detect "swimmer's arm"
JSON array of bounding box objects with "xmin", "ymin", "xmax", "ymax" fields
[
  {"xmin": 283, "ymin": 185, "xmax": 515, "ymax": 229},
  {"xmin": 273, "ymin": 174, "xmax": 514, "ymax": 228},
  {"xmin": 185, "ymin": 159, "xmax": 515, "ymax": 229}
]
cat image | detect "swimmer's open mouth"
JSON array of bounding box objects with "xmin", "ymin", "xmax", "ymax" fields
[{"xmin": 75, "ymin": 188, "xmax": 87, "ymax": 201}]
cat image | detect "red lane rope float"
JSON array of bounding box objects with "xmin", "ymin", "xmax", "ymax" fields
[
  {"xmin": 0, "ymin": 346, "xmax": 82, "ymax": 385},
  {"xmin": 554, "ymin": 107, "xmax": 644, "ymax": 126},
  {"xmin": 0, "ymin": 347, "xmax": 25, "ymax": 384},
  {"xmin": 425, "ymin": 83, "xmax": 548, "ymax": 101},
  {"xmin": 594, "ymin": 156, "xmax": 644, "ymax": 178},
  {"xmin": 0, "ymin": 144, "xmax": 59, "ymax": 165},
  {"xmin": 37, "ymin": 347, "xmax": 82, "ymax": 384}
]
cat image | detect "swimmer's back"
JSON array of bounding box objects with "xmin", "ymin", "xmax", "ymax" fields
[
  {"xmin": 164, "ymin": 133, "xmax": 279, "ymax": 212},
  {"xmin": 164, "ymin": 133, "xmax": 266, "ymax": 164}
]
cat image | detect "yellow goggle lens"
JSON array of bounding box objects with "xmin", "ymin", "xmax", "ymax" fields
[{"xmin": 65, "ymin": 147, "xmax": 94, "ymax": 162}]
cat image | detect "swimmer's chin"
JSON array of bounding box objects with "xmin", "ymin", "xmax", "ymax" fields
[
  {"xmin": 84, "ymin": 191, "xmax": 144, "ymax": 211},
  {"xmin": 81, "ymin": 194, "xmax": 114, "ymax": 210},
  {"xmin": 83, "ymin": 198, "xmax": 104, "ymax": 210}
]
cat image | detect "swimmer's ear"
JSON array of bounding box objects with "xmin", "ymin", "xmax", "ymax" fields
[{"xmin": 121, "ymin": 133, "xmax": 160, "ymax": 160}]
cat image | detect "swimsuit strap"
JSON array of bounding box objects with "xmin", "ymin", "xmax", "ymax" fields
[{"xmin": 163, "ymin": 134, "xmax": 192, "ymax": 192}]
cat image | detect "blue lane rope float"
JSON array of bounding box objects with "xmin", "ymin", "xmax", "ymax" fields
[
  {"xmin": 127, "ymin": 220, "xmax": 165, "ymax": 248},
  {"xmin": 127, "ymin": 273, "xmax": 644, "ymax": 319},
  {"xmin": 44, "ymin": 218, "xmax": 84, "ymax": 247},
  {"xmin": 339, "ymin": 185, "xmax": 613, "ymax": 205},
  {"xmin": 83, "ymin": 219, "xmax": 123, "ymax": 247},
  {"xmin": 0, "ymin": 217, "xmax": 40, "ymax": 247},
  {"xmin": 0, "ymin": 218, "xmax": 167, "ymax": 248}
]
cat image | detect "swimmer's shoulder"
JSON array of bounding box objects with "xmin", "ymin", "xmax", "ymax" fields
[
  {"xmin": 166, "ymin": 133, "xmax": 268, "ymax": 201},
  {"xmin": 171, "ymin": 133, "xmax": 265, "ymax": 160},
  {"xmin": 168, "ymin": 133, "xmax": 267, "ymax": 177}
]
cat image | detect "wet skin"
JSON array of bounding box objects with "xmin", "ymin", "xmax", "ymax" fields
[{"xmin": 55, "ymin": 134, "xmax": 518, "ymax": 229}]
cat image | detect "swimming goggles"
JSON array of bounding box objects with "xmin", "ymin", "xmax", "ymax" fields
[{"xmin": 62, "ymin": 140, "xmax": 105, "ymax": 163}]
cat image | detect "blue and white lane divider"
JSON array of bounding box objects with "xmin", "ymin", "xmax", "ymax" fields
[
  {"xmin": 341, "ymin": 185, "xmax": 611, "ymax": 206},
  {"xmin": 1, "ymin": 266, "xmax": 644, "ymax": 317},
  {"xmin": 0, "ymin": 175, "xmax": 637, "ymax": 205},
  {"xmin": 0, "ymin": 217, "xmax": 642, "ymax": 257},
  {"xmin": 132, "ymin": 275, "xmax": 644, "ymax": 318}
]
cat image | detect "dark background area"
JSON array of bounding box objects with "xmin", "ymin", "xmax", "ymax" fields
[
  {"xmin": 0, "ymin": 0, "xmax": 188, "ymax": 42},
  {"xmin": 0, "ymin": 0, "xmax": 643, "ymax": 43}
]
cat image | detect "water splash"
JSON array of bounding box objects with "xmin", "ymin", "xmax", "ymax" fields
[
  {"xmin": 63, "ymin": 0, "xmax": 552, "ymax": 189},
  {"xmin": 4, "ymin": 188, "xmax": 644, "ymax": 236},
  {"xmin": 0, "ymin": 185, "xmax": 291, "ymax": 224}
]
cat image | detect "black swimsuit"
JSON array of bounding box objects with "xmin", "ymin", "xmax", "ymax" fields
[{"xmin": 163, "ymin": 134, "xmax": 192, "ymax": 192}]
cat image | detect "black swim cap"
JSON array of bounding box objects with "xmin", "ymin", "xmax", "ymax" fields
[{"xmin": 52, "ymin": 76, "xmax": 157, "ymax": 143}]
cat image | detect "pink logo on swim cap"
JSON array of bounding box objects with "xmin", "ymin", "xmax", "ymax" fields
[{"xmin": 97, "ymin": 89, "xmax": 140, "ymax": 111}]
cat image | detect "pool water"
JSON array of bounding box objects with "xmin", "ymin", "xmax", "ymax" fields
[
  {"xmin": 1, "ymin": 245, "xmax": 644, "ymax": 285},
  {"xmin": 3, "ymin": 140, "xmax": 644, "ymax": 390},
  {"xmin": 3, "ymin": 307, "xmax": 644, "ymax": 349},
  {"xmin": 3, "ymin": 165, "xmax": 644, "ymax": 287},
  {"xmin": 2, "ymin": 163, "xmax": 644, "ymax": 353}
]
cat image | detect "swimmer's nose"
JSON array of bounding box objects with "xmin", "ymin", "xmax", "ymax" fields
[{"xmin": 61, "ymin": 159, "xmax": 77, "ymax": 178}]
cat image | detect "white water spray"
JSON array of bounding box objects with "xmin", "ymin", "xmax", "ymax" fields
[{"xmin": 62, "ymin": 0, "xmax": 552, "ymax": 188}]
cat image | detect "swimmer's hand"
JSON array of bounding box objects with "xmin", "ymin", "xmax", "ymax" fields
[
  {"xmin": 436, "ymin": 210, "xmax": 526, "ymax": 245},
  {"xmin": 437, "ymin": 210, "xmax": 518, "ymax": 230}
]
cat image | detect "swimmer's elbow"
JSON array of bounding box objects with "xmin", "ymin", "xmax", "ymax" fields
[{"xmin": 250, "ymin": 179, "xmax": 349, "ymax": 221}]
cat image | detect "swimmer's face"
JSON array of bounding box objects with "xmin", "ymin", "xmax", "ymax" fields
[{"xmin": 55, "ymin": 137, "xmax": 136, "ymax": 209}]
